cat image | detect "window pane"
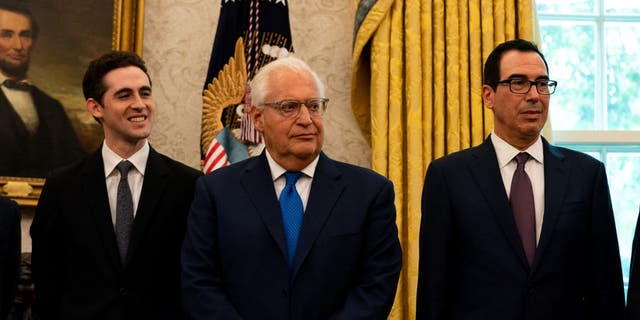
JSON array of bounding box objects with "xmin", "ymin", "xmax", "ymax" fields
[
  {"xmin": 606, "ymin": 152, "xmax": 640, "ymax": 290},
  {"xmin": 605, "ymin": 2, "xmax": 640, "ymax": 15},
  {"xmin": 540, "ymin": 22, "xmax": 596, "ymax": 130},
  {"xmin": 606, "ymin": 22, "xmax": 640, "ymax": 130},
  {"xmin": 585, "ymin": 151, "xmax": 601, "ymax": 160},
  {"xmin": 537, "ymin": 0, "xmax": 594, "ymax": 14}
]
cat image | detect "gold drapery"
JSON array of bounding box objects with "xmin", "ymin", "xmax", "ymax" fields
[{"xmin": 352, "ymin": 1, "xmax": 537, "ymax": 318}]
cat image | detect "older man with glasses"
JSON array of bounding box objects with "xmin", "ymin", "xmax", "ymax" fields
[
  {"xmin": 181, "ymin": 56, "xmax": 402, "ymax": 320},
  {"xmin": 417, "ymin": 39, "xmax": 624, "ymax": 319}
]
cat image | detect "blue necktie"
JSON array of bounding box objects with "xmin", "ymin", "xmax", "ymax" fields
[{"xmin": 280, "ymin": 171, "xmax": 304, "ymax": 270}]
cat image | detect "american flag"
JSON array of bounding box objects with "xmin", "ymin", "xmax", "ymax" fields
[{"xmin": 200, "ymin": 0, "xmax": 293, "ymax": 173}]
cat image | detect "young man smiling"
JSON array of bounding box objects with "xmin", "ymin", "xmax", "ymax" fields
[{"xmin": 31, "ymin": 51, "xmax": 201, "ymax": 320}]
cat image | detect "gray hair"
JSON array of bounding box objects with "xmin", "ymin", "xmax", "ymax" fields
[{"xmin": 250, "ymin": 56, "xmax": 325, "ymax": 106}]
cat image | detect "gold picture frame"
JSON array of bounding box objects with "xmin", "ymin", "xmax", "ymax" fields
[{"xmin": 0, "ymin": 0, "xmax": 145, "ymax": 207}]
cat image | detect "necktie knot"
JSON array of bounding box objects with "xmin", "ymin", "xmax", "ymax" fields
[
  {"xmin": 514, "ymin": 152, "xmax": 530, "ymax": 169},
  {"xmin": 116, "ymin": 161, "xmax": 133, "ymax": 179},
  {"xmin": 3, "ymin": 79, "xmax": 31, "ymax": 91},
  {"xmin": 284, "ymin": 171, "xmax": 302, "ymax": 186}
]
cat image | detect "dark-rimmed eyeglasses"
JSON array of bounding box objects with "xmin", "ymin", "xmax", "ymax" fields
[
  {"xmin": 496, "ymin": 78, "xmax": 557, "ymax": 95},
  {"xmin": 260, "ymin": 98, "xmax": 329, "ymax": 118}
]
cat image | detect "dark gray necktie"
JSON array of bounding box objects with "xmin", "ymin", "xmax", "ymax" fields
[
  {"xmin": 115, "ymin": 160, "xmax": 134, "ymax": 264},
  {"xmin": 510, "ymin": 152, "xmax": 536, "ymax": 266}
]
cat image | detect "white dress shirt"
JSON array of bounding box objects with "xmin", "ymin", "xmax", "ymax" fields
[
  {"xmin": 491, "ymin": 131, "xmax": 545, "ymax": 244},
  {"xmin": 265, "ymin": 150, "xmax": 318, "ymax": 211},
  {"xmin": 102, "ymin": 141, "xmax": 150, "ymax": 226}
]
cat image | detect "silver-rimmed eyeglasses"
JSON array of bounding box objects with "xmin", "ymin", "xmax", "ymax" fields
[
  {"xmin": 497, "ymin": 78, "xmax": 557, "ymax": 95},
  {"xmin": 261, "ymin": 98, "xmax": 329, "ymax": 118}
]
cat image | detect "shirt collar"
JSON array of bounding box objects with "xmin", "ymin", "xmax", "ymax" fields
[
  {"xmin": 490, "ymin": 130, "xmax": 544, "ymax": 169},
  {"xmin": 102, "ymin": 140, "xmax": 150, "ymax": 177},
  {"xmin": 265, "ymin": 149, "xmax": 319, "ymax": 181}
]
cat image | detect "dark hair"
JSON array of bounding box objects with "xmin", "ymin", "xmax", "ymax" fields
[
  {"xmin": 483, "ymin": 39, "xmax": 548, "ymax": 90},
  {"xmin": 82, "ymin": 51, "xmax": 150, "ymax": 104},
  {"xmin": 0, "ymin": 0, "xmax": 39, "ymax": 39}
]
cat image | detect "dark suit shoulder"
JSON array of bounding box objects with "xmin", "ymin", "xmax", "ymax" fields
[
  {"xmin": 154, "ymin": 151, "xmax": 202, "ymax": 180},
  {"xmin": 547, "ymin": 143, "xmax": 599, "ymax": 162},
  {"xmin": 200, "ymin": 154, "xmax": 260, "ymax": 181},
  {"xmin": 427, "ymin": 144, "xmax": 484, "ymax": 171},
  {"xmin": 544, "ymin": 142, "xmax": 606, "ymax": 172},
  {"xmin": 0, "ymin": 196, "xmax": 19, "ymax": 221},
  {"xmin": 328, "ymin": 157, "xmax": 392, "ymax": 185},
  {"xmin": 43, "ymin": 154, "xmax": 92, "ymax": 182},
  {"xmin": 30, "ymin": 86, "xmax": 64, "ymax": 105}
]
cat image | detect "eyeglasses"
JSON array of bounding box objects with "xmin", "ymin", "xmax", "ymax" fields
[
  {"xmin": 261, "ymin": 98, "xmax": 329, "ymax": 118},
  {"xmin": 496, "ymin": 78, "xmax": 558, "ymax": 95}
]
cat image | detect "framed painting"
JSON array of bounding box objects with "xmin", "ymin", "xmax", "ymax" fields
[{"xmin": 0, "ymin": 0, "xmax": 145, "ymax": 206}]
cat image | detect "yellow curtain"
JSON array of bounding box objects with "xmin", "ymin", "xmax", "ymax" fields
[{"xmin": 352, "ymin": 1, "xmax": 537, "ymax": 319}]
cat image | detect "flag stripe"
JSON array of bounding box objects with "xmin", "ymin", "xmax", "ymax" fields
[{"xmin": 203, "ymin": 139, "xmax": 229, "ymax": 173}]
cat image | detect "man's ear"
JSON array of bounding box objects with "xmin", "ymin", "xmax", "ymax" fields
[
  {"xmin": 482, "ymin": 85, "xmax": 495, "ymax": 110},
  {"xmin": 86, "ymin": 98, "xmax": 104, "ymax": 120},
  {"xmin": 251, "ymin": 105, "xmax": 264, "ymax": 132}
]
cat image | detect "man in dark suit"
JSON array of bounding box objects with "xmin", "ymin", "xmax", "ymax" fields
[
  {"xmin": 627, "ymin": 208, "xmax": 640, "ymax": 319},
  {"xmin": 182, "ymin": 57, "xmax": 402, "ymax": 319},
  {"xmin": 30, "ymin": 51, "xmax": 202, "ymax": 320},
  {"xmin": 0, "ymin": 1, "xmax": 84, "ymax": 177},
  {"xmin": 0, "ymin": 196, "xmax": 20, "ymax": 319},
  {"xmin": 417, "ymin": 39, "xmax": 624, "ymax": 319}
]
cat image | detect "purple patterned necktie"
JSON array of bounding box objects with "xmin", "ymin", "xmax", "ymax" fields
[{"xmin": 510, "ymin": 152, "xmax": 536, "ymax": 266}]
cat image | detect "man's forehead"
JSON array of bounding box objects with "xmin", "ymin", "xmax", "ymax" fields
[
  {"xmin": 0, "ymin": 9, "xmax": 31, "ymax": 28},
  {"xmin": 103, "ymin": 67, "xmax": 151, "ymax": 92},
  {"xmin": 499, "ymin": 50, "xmax": 548, "ymax": 78}
]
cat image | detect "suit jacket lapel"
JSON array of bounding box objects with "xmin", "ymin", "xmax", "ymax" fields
[
  {"xmin": 292, "ymin": 153, "xmax": 344, "ymax": 277},
  {"xmin": 531, "ymin": 139, "xmax": 568, "ymax": 271},
  {"xmin": 83, "ymin": 149, "xmax": 122, "ymax": 270},
  {"xmin": 241, "ymin": 153, "xmax": 289, "ymax": 262},
  {"xmin": 126, "ymin": 147, "xmax": 170, "ymax": 264},
  {"xmin": 470, "ymin": 138, "xmax": 530, "ymax": 270}
]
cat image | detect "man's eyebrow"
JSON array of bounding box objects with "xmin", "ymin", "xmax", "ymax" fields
[
  {"xmin": 112, "ymin": 86, "xmax": 152, "ymax": 96},
  {"xmin": 505, "ymin": 73, "xmax": 550, "ymax": 80},
  {"xmin": 112, "ymin": 88, "xmax": 133, "ymax": 96}
]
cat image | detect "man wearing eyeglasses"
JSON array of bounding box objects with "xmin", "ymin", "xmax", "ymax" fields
[
  {"xmin": 417, "ymin": 39, "xmax": 624, "ymax": 319},
  {"xmin": 182, "ymin": 56, "xmax": 402, "ymax": 319}
]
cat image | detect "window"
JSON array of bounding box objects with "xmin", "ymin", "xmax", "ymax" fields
[{"xmin": 537, "ymin": 0, "xmax": 640, "ymax": 292}]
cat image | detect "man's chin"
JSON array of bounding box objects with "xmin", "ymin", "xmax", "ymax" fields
[{"xmin": 0, "ymin": 61, "xmax": 29, "ymax": 79}]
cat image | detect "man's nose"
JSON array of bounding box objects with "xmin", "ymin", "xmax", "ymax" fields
[
  {"xmin": 10, "ymin": 35, "xmax": 24, "ymax": 49},
  {"xmin": 525, "ymin": 84, "xmax": 541, "ymax": 101},
  {"xmin": 296, "ymin": 105, "xmax": 313, "ymax": 124},
  {"xmin": 131, "ymin": 94, "xmax": 147, "ymax": 109}
]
